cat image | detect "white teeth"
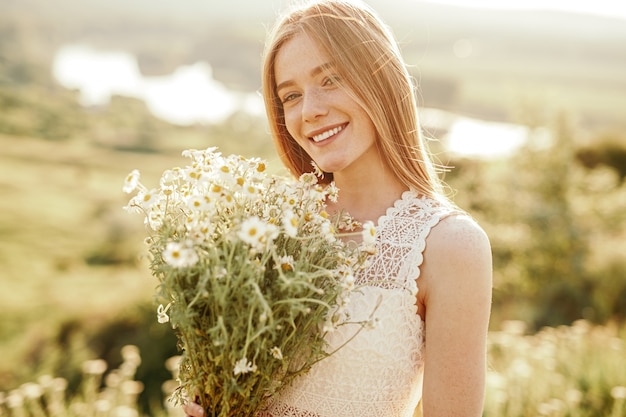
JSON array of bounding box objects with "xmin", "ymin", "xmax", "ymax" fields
[{"xmin": 311, "ymin": 125, "xmax": 343, "ymax": 143}]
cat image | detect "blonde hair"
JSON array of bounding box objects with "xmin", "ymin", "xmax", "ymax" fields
[{"xmin": 262, "ymin": 0, "xmax": 445, "ymax": 198}]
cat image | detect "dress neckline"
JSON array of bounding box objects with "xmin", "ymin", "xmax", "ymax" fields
[{"xmin": 375, "ymin": 190, "xmax": 422, "ymax": 229}]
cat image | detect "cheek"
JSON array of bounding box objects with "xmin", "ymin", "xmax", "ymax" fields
[{"xmin": 283, "ymin": 108, "xmax": 301, "ymax": 142}]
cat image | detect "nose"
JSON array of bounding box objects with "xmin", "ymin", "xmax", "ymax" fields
[{"xmin": 301, "ymin": 88, "xmax": 328, "ymax": 122}]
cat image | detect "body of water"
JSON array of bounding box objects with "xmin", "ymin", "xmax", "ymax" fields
[
  {"xmin": 52, "ymin": 44, "xmax": 531, "ymax": 159},
  {"xmin": 52, "ymin": 44, "xmax": 263, "ymax": 125}
]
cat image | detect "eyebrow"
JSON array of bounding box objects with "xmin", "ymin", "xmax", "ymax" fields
[{"xmin": 275, "ymin": 62, "xmax": 336, "ymax": 93}]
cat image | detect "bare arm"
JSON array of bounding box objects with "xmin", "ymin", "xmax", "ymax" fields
[{"xmin": 419, "ymin": 215, "xmax": 493, "ymax": 417}]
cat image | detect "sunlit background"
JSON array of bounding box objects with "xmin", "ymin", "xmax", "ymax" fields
[{"xmin": 1, "ymin": 0, "xmax": 625, "ymax": 416}]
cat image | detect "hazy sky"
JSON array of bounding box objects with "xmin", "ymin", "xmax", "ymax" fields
[{"xmin": 422, "ymin": 0, "xmax": 626, "ymax": 20}]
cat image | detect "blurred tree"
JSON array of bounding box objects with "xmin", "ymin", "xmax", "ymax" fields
[
  {"xmin": 446, "ymin": 114, "xmax": 615, "ymax": 329},
  {"xmin": 501, "ymin": 116, "xmax": 599, "ymax": 328},
  {"xmin": 576, "ymin": 132, "xmax": 626, "ymax": 181},
  {"xmin": 0, "ymin": 86, "xmax": 87, "ymax": 140}
]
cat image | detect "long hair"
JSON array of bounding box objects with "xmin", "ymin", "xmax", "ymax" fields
[{"xmin": 262, "ymin": 0, "xmax": 446, "ymax": 198}]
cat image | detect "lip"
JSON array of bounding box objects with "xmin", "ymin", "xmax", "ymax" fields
[{"xmin": 307, "ymin": 123, "xmax": 348, "ymax": 143}]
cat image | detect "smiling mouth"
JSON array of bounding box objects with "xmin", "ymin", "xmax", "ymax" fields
[{"xmin": 310, "ymin": 124, "xmax": 345, "ymax": 143}]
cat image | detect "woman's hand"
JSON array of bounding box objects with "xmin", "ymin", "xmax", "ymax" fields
[{"xmin": 182, "ymin": 401, "xmax": 205, "ymax": 417}]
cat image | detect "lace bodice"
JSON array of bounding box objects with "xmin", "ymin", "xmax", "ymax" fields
[{"xmin": 259, "ymin": 191, "xmax": 458, "ymax": 417}]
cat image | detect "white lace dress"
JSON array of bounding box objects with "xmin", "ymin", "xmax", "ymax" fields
[{"xmin": 258, "ymin": 191, "xmax": 458, "ymax": 417}]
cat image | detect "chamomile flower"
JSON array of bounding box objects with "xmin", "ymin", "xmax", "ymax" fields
[
  {"xmin": 299, "ymin": 172, "xmax": 318, "ymax": 186},
  {"xmin": 160, "ymin": 167, "xmax": 182, "ymax": 188},
  {"xmin": 361, "ymin": 221, "xmax": 376, "ymax": 245},
  {"xmin": 310, "ymin": 160, "xmax": 324, "ymax": 178},
  {"xmin": 216, "ymin": 161, "xmax": 237, "ymax": 186},
  {"xmin": 186, "ymin": 220, "xmax": 215, "ymax": 243},
  {"xmin": 162, "ymin": 241, "xmax": 199, "ymax": 268},
  {"xmin": 326, "ymin": 181, "xmax": 339, "ymax": 203},
  {"xmin": 136, "ymin": 189, "xmax": 159, "ymax": 210},
  {"xmin": 185, "ymin": 194, "xmax": 213, "ymax": 212},
  {"xmin": 123, "ymin": 169, "xmax": 141, "ymax": 194},
  {"xmin": 270, "ymin": 347, "xmax": 283, "ymax": 360},
  {"xmin": 263, "ymin": 204, "xmax": 282, "ymax": 223},
  {"xmin": 337, "ymin": 212, "xmax": 361, "ymax": 231},
  {"xmin": 282, "ymin": 210, "xmax": 299, "ymax": 238},
  {"xmin": 320, "ymin": 221, "xmax": 336, "ymax": 243},
  {"xmin": 242, "ymin": 183, "xmax": 262, "ymax": 199},
  {"xmin": 238, "ymin": 216, "xmax": 279, "ymax": 250},
  {"xmin": 312, "ymin": 184, "xmax": 328, "ymax": 202},
  {"xmin": 146, "ymin": 210, "xmax": 164, "ymax": 230},
  {"xmin": 238, "ymin": 216, "xmax": 265, "ymax": 247},
  {"xmin": 340, "ymin": 273, "xmax": 355, "ymax": 291},
  {"xmin": 281, "ymin": 192, "xmax": 299, "ymax": 209},
  {"xmin": 122, "ymin": 198, "xmax": 142, "ymax": 214},
  {"xmin": 182, "ymin": 147, "xmax": 217, "ymax": 161},
  {"xmin": 233, "ymin": 357, "xmax": 257, "ymax": 376},
  {"xmin": 254, "ymin": 159, "xmax": 267, "ymax": 174},
  {"xmin": 157, "ymin": 303, "xmax": 171, "ymax": 324},
  {"xmin": 276, "ymin": 255, "xmax": 295, "ymax": 272}
]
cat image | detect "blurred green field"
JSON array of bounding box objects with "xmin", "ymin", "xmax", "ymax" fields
[{"xmin": 2, "ymin": 320, "xmax": 625, "ymax": 416}]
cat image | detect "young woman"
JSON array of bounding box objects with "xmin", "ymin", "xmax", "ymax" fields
[{"xmin": 185, "ymin": 1, "xmax": 492, "ymax": 416}]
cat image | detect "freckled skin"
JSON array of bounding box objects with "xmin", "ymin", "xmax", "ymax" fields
[
  {"xmin": 274, "ymin": 33, "xmax": 380, "ymax": 179},
  {"xmin": 274, "ymin": 32, "xmax": 408, "ymax": 226}
]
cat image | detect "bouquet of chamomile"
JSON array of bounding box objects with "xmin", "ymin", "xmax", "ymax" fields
[{"xmin": 123, "ymin": 148, "xmax": 376, "ymax": 417}]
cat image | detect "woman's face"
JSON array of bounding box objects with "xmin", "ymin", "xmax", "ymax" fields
[{"xmin": 274, "ymin": 32, "xmax": 380, "ymax": 179}]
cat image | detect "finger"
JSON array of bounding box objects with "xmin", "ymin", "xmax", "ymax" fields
[{"xmin": 183, "ymin": 402, "xmax": 205, "ymax": 417}]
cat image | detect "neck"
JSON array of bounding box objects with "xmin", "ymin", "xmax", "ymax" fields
[{"xmin": 328, "ymin": 165, "xmax": 408, "ymax": 225}]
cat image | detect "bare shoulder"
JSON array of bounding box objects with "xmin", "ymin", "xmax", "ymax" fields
[
  {"xmin": 427, "ymin": 214, "xmax": 491, "ymax": 260},
  {"xmin": 421, "ymin": 214, "xmax": 492, "ymax": 298}
]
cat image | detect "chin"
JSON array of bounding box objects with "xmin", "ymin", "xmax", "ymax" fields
[
  {"xmin": 313, "ymin": 158, "xmax": 345, "ymax": 175},
  {"xmin": 316, "ymin": 165, "xmax": 339, "ymax": 176}
]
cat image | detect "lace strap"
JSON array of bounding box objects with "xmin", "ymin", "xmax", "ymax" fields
[{"xmin": 361, "ymin": 192, "xmax": 463, "ymax": 293}]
